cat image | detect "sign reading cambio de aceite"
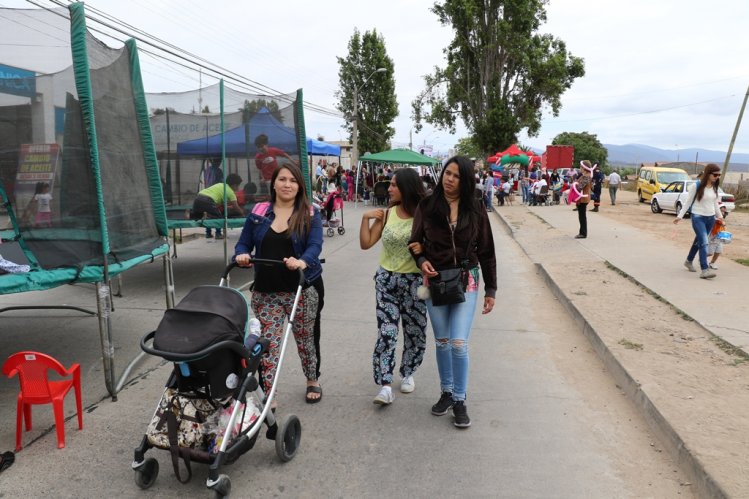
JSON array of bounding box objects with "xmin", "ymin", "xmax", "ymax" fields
[
  {"xmin": 14, "ymin": 143, "xmax": 60, "ymax": 210},
  {"xmin": 149, "ymin": 113, "xmax": 244, "ymax": 152}
]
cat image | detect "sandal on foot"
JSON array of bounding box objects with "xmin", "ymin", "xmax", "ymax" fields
[{"xmin": 305, "ymin": 385, "xmax": 322, "ymax": 404}]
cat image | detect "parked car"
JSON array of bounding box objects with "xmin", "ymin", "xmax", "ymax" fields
[
  {"xmin": 651, "ymin": 180, "xmax": 736, "ymax": 215},
  {"xmin": 637, "ymin": 166, "xmax": 689, "ymax": 203}
]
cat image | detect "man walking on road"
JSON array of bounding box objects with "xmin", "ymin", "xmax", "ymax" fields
[{"xmin": 607, "ymin": 170, "xmax": 621, "ymax": 205}]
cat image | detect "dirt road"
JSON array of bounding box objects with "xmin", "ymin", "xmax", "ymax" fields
[{"xmin": 598, "ymin": 188, "xmax": 748, "ymax": 263}]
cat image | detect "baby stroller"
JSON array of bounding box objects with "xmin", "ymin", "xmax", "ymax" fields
[
  {"xmin": 132, "ymin": 261, "xmax": 304, "ymax": 498},
  {"xmin": 318, "ymin": 191, "xmax": 345, "ymax": 237}
]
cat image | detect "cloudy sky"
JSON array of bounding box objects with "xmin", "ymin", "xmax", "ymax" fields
[{"xmin": 4, "ymin": 0, "xmax": 749, "ymax": 155}]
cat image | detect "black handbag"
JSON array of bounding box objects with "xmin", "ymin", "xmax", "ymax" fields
[
  {"xmin": 430, "ymin": 267, "xmax": 467, "ymax": 306},
  {"xmin": 428, "ymin": 215, "xmax": 474, "ymax": 306}
]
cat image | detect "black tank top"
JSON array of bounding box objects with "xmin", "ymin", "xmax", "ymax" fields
[{"xmin": 253, "ymin": 228, "xmax": 298, "ymax": 292}]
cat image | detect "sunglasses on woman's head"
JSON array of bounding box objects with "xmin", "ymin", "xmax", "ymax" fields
[{"xmin": 711, "ymin": 173, "xmax": 720, "ymax": 177}]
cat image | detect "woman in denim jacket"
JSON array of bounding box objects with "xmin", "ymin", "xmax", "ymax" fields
[{"xmin": 235, "ymin": 164, "xmax": 324, "ymax": 404}]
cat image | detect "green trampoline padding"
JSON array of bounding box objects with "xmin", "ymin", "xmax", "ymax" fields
[
  {"xmin": 165, "ymin": 204, "xmax": 249, "ymax": 231},
  {"xmin": 0, "ymin": 243, "xmax": 169, "ymax": 294},
  {"xmin": 0, "ymin": 229, "xmax": 14, "ymax": 241},
  {"xmin": 168, "ymin": 218, "xmax": 247, "ymax": 230}
]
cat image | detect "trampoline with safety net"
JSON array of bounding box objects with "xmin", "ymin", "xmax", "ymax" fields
[
  {"xmin": 146, "ymin": 83, "xmax": 312, "ymax": 261},
  {"xmin": 0, "ymin": 3, "xmax": 173, "ymax": 399}
]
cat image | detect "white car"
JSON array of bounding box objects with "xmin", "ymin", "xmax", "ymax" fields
[{"xmin": 651, "ymin": 181, "xmax": 736, "ymax": 215}]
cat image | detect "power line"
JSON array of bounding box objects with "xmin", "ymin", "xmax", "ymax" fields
[
  {"xmin": 549, "ymin": 94, "xmax": 738, "ymax": 124},
  {"xmin": 22, "ymin": 0, "xmax": 343, "ymax": 118}
]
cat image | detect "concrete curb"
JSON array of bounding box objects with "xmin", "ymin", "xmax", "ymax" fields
[{"xmin": 493, "ymin": 208, "xmax": 729, "ymax": 499}]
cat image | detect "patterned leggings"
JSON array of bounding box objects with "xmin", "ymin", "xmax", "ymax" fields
[
  {"xmin": 373, "ymin": 268, "xmax": 428, "ymax": 385},
  {"xmin": 252, "ymin": 287, "xmax": 319, "ymax": 393}
]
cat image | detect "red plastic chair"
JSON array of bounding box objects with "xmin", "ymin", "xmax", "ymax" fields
[{"xmin": 2, "ymin": 351, "xmax": 83, "ymax": 451}]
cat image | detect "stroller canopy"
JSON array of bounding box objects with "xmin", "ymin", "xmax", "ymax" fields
[{"xmin": 154, "ymin": 286, "xmax": 249, "ymax": 356}]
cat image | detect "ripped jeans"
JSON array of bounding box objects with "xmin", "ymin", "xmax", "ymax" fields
[{"xmin": 426, "ymin": 291, "xmax": 478, "ymax": 402}]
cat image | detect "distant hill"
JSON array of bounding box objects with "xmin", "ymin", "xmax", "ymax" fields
[{"xmin": 604, "ymin": 144, "xmax": 749, "ymax": 171}]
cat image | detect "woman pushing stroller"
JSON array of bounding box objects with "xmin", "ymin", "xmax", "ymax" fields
[{"xmin": 234, "ymin": 164, "xmax": 324, "ymax": 404}]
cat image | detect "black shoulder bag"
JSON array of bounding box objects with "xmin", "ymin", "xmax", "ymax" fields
[{"xmin": 429, "ymin": 217, "xmax": 473, "ymax": 307}]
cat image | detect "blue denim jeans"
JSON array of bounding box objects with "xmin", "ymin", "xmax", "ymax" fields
[
  {"xmin": 426, "ymin": 291, "xmax": 478, "ymax": 402},
  {"xmin": 687, "ymin": 214, "xmax": 716, "ymax": 270}
]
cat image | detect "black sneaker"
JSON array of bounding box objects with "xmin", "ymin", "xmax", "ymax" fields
[
  {"xmin": 452, "ymin": 401, "xmax": 471, "ymax": 428},
  {"xmin": 431, "ymin": 392, "xmax": 454, "ymax": 416}
]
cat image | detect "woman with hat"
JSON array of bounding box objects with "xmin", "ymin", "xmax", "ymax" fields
[{"xmin": 574, "ymin": 161, "xmax": 594, "ymax": 238}]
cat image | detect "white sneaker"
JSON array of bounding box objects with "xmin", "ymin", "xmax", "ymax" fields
[
  {"xmin": 400, "ymin": 376, "xmax": 415, "ymax": 394},
  {"xmin": 684, "ymin": 260, "xmax": 696, "ymax": 272},
  {"xmin": 709, "ymin": 263, "xmax": 719, "ymax": 270},
  {"xmin": 373, "ymin": 386, "xmax": 394, "ymax": 405},
  {"xmin": 700, "ymin": 269, "xmax": 717, "ymax": 279}
]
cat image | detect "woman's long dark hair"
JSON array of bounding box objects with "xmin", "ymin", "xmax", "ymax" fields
[
  {"xmin": 270, "ymin": 164, "xmax": 311, "ymax": 237},
  {"xmin": 696, "ymin": 163, "xmax": 720, "ymax": 202},
  {"xmin": 389, "ymin": 168, "xmax": 426, "ymax": 217},
  {"xmin": 423, "ymin": 155, "xmax": 481, "ymax": 230}
]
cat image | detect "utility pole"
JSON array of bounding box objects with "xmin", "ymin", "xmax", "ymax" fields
[
  {"xmin": 694, "ymin": 151, "xmax": 699, "ymax": 175},
  {"xmin": 721, "ymin": 84, "xmax": 749, "ymax": 184}
]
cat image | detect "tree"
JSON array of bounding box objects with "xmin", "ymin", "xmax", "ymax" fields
[
  {"xmin": 412, "ymin": 0, "xmax": 585, "ymax": 157},
  {"xmin": 336, "ymin": 29, "xmax": 398, "ymax": 157},
  {"xmin": 239, "ymin": 99, "xmax": 283, "ymax": 124},
  {"xmin": 552, "ymin": 131, "xmax": 608, "ymax": 169},
  {"xmin": 151, "ymin": 107, "xmax": 175, "ymax": 116},
  {"xmin": 454, "ymin": 136, "xmax": 483, "ymax": 159}
]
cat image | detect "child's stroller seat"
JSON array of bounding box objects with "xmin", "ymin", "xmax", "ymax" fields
[{"xmin": 153, "ymin": 285, "xmax": 249, "ymax": 399}]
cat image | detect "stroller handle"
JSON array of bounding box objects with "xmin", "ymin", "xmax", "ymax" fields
[
  {"xmin": 222, "ymin": 258, "xmax": 305, "ymax": 287},
  {"xmin": 140, "ymin": 331, "xmax": 251, "ymax": 361}
]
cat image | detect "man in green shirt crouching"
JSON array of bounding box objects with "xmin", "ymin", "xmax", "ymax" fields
[{"xmin": 190, "ymin": 173, "xmax": 245, "ymax": 239}]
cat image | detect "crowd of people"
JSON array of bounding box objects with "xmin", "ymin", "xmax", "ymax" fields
[
  {"xmin": 232, "ymin": 156, "xmax": 496, "ymax": 429},
  {"xmin": 0, "ymin": 149, "xmax": 733, "ymax": 431}
]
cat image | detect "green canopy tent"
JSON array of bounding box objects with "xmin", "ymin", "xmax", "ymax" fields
[
  {"xmin": 355, "ymin": 149, "xmax": 439, "ymax": 206},
  {"xmin": 359, "ymin": 148, "xmax": 439, "ymax": 166}
]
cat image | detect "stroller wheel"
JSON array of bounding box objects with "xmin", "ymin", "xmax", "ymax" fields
[
  {"xmin": 133, "ymin": 457, "xmax": 159, "ymax": 489},
  {"xmin": 209, "ymin": 474, "xmax": 231, "ymax": 499},
  {"xmin": 275, "ymin": 414, "xmax": 302, "ymax": 462},
  {"xmin": 327, "ymin": 227, "xmax": 335, "ymax": 237},
  {"xmin": 337, "ymin": 226, "xmax": 345, "ymax": 235}
]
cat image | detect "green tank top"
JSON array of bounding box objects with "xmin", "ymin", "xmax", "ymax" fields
[{"xmin": 378, "ymin": 208, "xmax": 419, "ymax": 274}]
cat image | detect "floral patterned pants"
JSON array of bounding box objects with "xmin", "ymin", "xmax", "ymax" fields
[
  {"xmin": 373, "ymin": 268, "xmax": 428, "ymax": 385},
  {"xmin": 251, "ymin": 286, "xmax": 319, "ymax": 393}
]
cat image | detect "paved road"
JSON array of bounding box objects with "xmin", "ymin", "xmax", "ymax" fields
[{"xmin": 0, "ymin": 204, "xmax": 692, "ymax": 497}]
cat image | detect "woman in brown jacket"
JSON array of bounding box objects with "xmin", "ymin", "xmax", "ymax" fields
[
  {"xmin": 408, "ymin": 155, "xmax": 497, "ymax": 429},
  {"xmin": 575, "ymin": 161, "xmax": 594, "ymax": 238}
]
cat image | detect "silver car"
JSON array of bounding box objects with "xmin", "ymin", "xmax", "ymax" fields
[{"xmin": 651, "ymin": 181, "xmax": 735, "ymax": 216}]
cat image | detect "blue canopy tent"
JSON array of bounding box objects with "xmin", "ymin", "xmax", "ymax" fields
[
  {"xmin": 306, "ymin": 137, "xmax": 340, "ymax": 156},
  {"xmin": 176, "ymin": 109, "xmax": 340, "ymax": 157},
  {"xmin": 176, "ymin": 107, "xmax": 297, "ymax": 157}
]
